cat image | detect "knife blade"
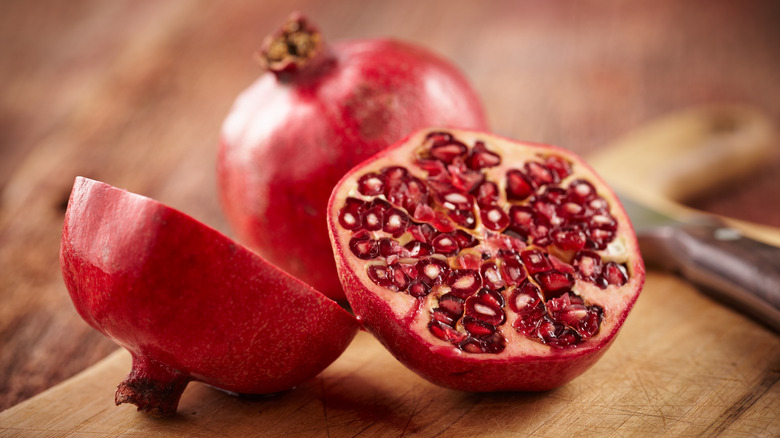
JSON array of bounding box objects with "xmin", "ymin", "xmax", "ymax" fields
[{"xmin": 618, "ymin": 192, "xmax": 780, "ymax": 333}]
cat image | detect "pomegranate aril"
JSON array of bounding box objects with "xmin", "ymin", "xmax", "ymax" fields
[
  {"xmin": 431, "ymin": 308, "xmax": 457, "ymax": 326},
  {"xmin": 573, "ymin": 250, "xmax": 603, "ymax": 282},
  {"xmin": 535, "ymin": 270, "xmax": 574, "ymax": 299},
  {"xmin": 525, "ymin": 161, "xmax": 558, "ymax": 187},
  {"xmin": 432, "ymin": 211, "xmax": 458, "ymax": 232},
  {"xmin": 409, "ymin": 223, "xmax": 437, "ymax": 243},
  {"xmin": 465, "ymin": 289, "xmax": 506, "ymax": 326},
  {"xmin": 429, "ymin": 320, "xmax": 466, "ymax": 343},
  {"xmin": 480, "ymin": 261, "xmax": 505, "ymax": 290},
  {"xmin": 416, "ymin": 158, "xmax": 447, "ymax": 177},
  {"xmin": 402, "ymin": 177, "xmax": 430, "ymax": 213},
  {"xmin": 338, "ymin": 198, "xmax": 365, "ymax": 230},
  {"xmin": 432, "ymin": 233, "xmax": 459, "ymax": 255},
  {"xmin": 408, "ymin": 280, "xmax": 432, "ymax": 298},
  {"xmin": 537, "ymin": 317, "xmax": 581, "ymax": 348},
  {"xmin": 466, "ymin": 141, "xmax": 501, "ymax": 170},
  {"xmin": 499, "ymin": 253, "xmax": 527, "ymax": 286},
  {"xmin": 378, "ymin": 238, "xmax": 402, "ymax": 257},
  {"xmin": 474, "ymin": 180, "xmax": 500, "ymax": 207},
  {"xmin": 520, "ymin": 249, "xmax": 553, "ymax": 274},
  {"xmin": 430, "ymin": 141, "xmax": 468, "ymax": 164},
  {"xmin": 539, "ymin": 187, "xmax": 568, "ymax": 205},
  {"xmin": 438, "ymin": 293, "xmax": 465, "ymax": 317},
  {"xmin": 438, "ymin": 190, "xmax": 474, "ymax": 211},
  {"xmin": 446, "ymin": 269, "xmax": 482, "ymax": 299},
  {"xmin": 545, "ymin": 155, "xmax": 572, "ymax": 180},
  {"xmin": 506, "ymin": 170, "xmax": 534, "ymax": 201},
  {"xmin": 462, "ymin": 316, "xmax": 496, "ymax": 336},
  {"xmin": 508, "ymin": 205, "xmax": 535, "ymax": 239},
  {"xmin": 448, "ymin": 160, "xmax": 484, "ymax": 193},
  {"xmin": 551, "ymin": 225, "xmax": 587, "ymax": 251},
  {"xmin": 480, "ymin": 206, "xmax": 509, "ymax": 231},
  {"xmin": 508, "ymin": 280, "xmax": 542, "ymax": 313},
  {"xmin": 404, "ymin": 240, "xmax": 434, "ymax": 257},
  {"xmin": 383, "ymin": 208, "xmax": 410, "ymax": 236},
  {"xmin": 567, "ymin": 179, "xmax": 597, "ymax": 203},
  {"xmin": 416, "ymin": 258, "xmax": 451, "ymax": 286},
  {"xmin": 389, "ymin": 263, "xmax": 411, "ymax": 290},
  {"xmin": 574, "ymin": 306, "xmax": 603, "ymax": 338},
  {"xmin": 425, "ymin": 131, "xmax": 454, "ymax": 145},
  {"xmin": 361, "ymin": 206, "xmax": 384, "ymax": 231},
  {"xmin": 368, "ymin": 264, "xmax": 395, "ymax": 289},
  {"xmin": 587, "ymin": 228, "xmax": 615, "ymax": 250},
  {"xmin": 451, "ymin": 229, "xmax": 478, "ymax": 249},
  {"xmin": 603, "ymin": 262, "xmax": 628, "ymax": 286},
  {"xmin": 357, "ymin": 172, "xmax": 385, "ymax": 196},
  {"xmin": 458, "ymin": 333, "xmax": 505, "ymax": 354},
  {"xmin": 350, "ymin": 235, "xmax": 379, "ymax": 260},
  {"xmin": 448, "ymin": 209, "xmax": 476, "ymax": 229}
]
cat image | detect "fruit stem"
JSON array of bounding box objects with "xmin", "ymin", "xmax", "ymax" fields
[
  {"xmin": 256, "ymin": 12, "xmax": 333, "ymax": 80},
  {"xmin": 115, "ymin": 354, "xmax": 191, "ymax": 417}
]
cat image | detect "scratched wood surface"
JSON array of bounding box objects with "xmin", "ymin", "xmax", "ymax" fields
[{"xmin": 1, "ymin": 0, "xmax": 779, "ymax": 434}]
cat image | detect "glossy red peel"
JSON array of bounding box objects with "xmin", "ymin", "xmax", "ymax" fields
[{"xmin": 60, "ymin": 177, "xmax": 360, "ymax": 416}]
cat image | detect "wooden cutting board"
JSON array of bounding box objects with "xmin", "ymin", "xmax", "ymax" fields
[{"xmin": 1, "ymin": 107, "xmax": 778, "ymax": 437}]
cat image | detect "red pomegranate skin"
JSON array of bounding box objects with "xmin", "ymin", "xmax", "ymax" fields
[
  {"xmin": 60, "ymin": 177, "xmax": 360, "ymax": 416},
  {"xmin": 327, "ymin": 128, "xmax": 646, "ymax": 392},
  {"xmin": 218, "ymin": 14, "xmax": 487, "ymax": 301}
]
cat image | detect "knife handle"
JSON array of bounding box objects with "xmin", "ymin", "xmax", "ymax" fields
[{"xmin": 640, "ymin": 223, "xmax": 780, "ymax": 333}]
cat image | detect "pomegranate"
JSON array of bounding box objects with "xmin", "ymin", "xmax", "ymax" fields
[
  {"xmin": 328, "ymin": 129, "xmax": 645, "ymax": 391},
  {"xmin": 60, "ymin": 177, "xmax": 360, "ymax": 416},
  {"xmin": 218, "ymin": 13, "xmax": 487, "ymax": 301}
]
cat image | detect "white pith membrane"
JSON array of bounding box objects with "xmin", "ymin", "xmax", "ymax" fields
[{"xmin": 331, "ymin": 129, "xmax": 642, "ymax": 358}]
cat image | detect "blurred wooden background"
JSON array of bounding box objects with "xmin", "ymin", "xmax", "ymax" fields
[{"xmin": 1, "ymin": 0, "xmax": 778, "ymax": 412}]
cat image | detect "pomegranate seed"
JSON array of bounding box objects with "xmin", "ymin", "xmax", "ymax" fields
[
  {"xmin": 438, "ymin": 190, "xmax": 474, "ymax": 211},
  {"xmin": 567, "ymin": 179, "xmax": 597, "ymax": 203},
  {"xmin": 408, "ymin": 280, "xmax": 432, "ymax": 298},
  {"xmin": 591, "ymin": 212, "xmax": 617, "ymax": 232},
  {"xmin": 417, "ymin": 158, "xmax": 447, "ymax": 177},
  {"xmin": 448, "ymin": 161, "xmax": 484, "ymax": 193},
  {"xmin": 480, "ymin": 206, "xmax": 509, "ymax": 231},
  {"xmin": 539, "ymin": 187, "xmax": 568, "ymax": 205},
  {"xmin": 462, "ymin": 316, "xmax": 496, "ymax": 336},
  {"xmin": 338, "ymin": 198, "xmax": 365, "ymax": 230},
  {"xmin": 508, "ymin": 205, "xmax": 536, "ymax": 239},
  {"xmin": 378, "ymin": 238, "xmax": 402, "ymax": 257},
  {"xmin": 448, "ymin": 209, "xmax": 476, "ymax": 229},
  {"xmin": 603, "ymin": 262, "xmax": 628, "ymax": 286},
  {"xmin": 438, "ymin": 293, "xmax": 465, "ymax": 317},
  {"xmin": 587, "ymin": 228, "xmax": 615, "ymax": 250},
  {"xmin": 402, "ymin": 176, "xmax": 429, "ymax": 212},
  {"xmin": 508, "ymin": 280, "xmax": 543, "ymax": 313},
  {"xmin": 430, "ymin": 141, "xmax": 468, "ymax": 164},
  {"xmin": 525, "ymin": 161, "xmax": 557, "ymax": 186},
  {"xmin": 416, "ymin": 258, "xmax": 451, "ymax": 286},
  {"xmin": 425, "ymin": 131, "xmax": 454, "ymax": 145},
  {"xmin": 498, "ymin": 253, "xmax": 527, "ymax": 286},
  {"xmin": 588, "ymin": 196, "xmax": 609, "ymax": 212},
  {"xmin": 409, "ymin": 223, "xmax": 437, "ymax": 243},
  {"xmin": 383, "ymin": 208, "xmax": 410, "ymax": 236},
  {"xmin": 404, "ymin": 241, "xmax": 434, "ymax": 257},
  {"xmin": 429, "ymin": 320, "xmax": 466, "ymax": 343},
  {"xmin": 506, "ymin": 169, "xmax": 534, "ymax": 200},
  {"xmin": 465, "ymin": 289, "xmax": 506, "ymax": 326},
  {"xmin": 367, "ymin": 264, "xmax": 395, "ymax": 289},
  {"xmin": 535, "ymin": 270, "xmax": 575, "ymax": 299},
  {"xmin": 551, "ymin": 225, "xmax": 587, "ymax": 251},
  {"xmin": 357, "ymin": 172, "xmax": 385, "ymax": 196},
  {"xmin": 545, "ymin": 155, "xmax": 572, "ymax": 180},
  {"xmin": 573, "ymin": 250, "xmax": 603, "ymax": 282},
  {"xmin": 413, "ymin": 203, "xmax": 435, "ymax": 222},
  {"xmin": 574, "ymin": 306, "xmax": 603, "ymax": 338},
  {"xmin": 458, "ymin": 333, "xmax": 505, "ymax": 354},
  {"xmin": 361, "ymin": 206, "xmax": 384, "ymax": 231},
  {"xmin": 474, "ymin": 180, "xmax": 500, "ymax": 207},
  {"xmin": 349, "ymin": 234, "xmax": 379, "ymax": 260},
  {"xmin": 432, "ymin": 233, "xmax": 459, "ymax": 255},
  {"xmin": 457, "ymin": 251, "xmax": 482, "ymax": 270},
  {"xmin": 381, "ymin": 166, "xmax": 409, "ymax": 184},
  {"xmin": 446, "ymin": 269, "xmax": 482, "ymax": 298},
  {"xmin": 537, "ymin": 317, "xmax": 580, "ymax": 348},
  {"xmin": 480, "ymin": 261, "xmax": 505, "ymax": 290},
  {"xmin": 451, "ymin": 229, "xmax": 478, "ymax": 249},
  {"xmin": 558, "ymin": 201, "xmax": 587, "ymax": 221},
  {"xmin": 388, "ymin": 262, "xmax": 411, "ymax": 291},
  {"xmin": 520, "ymin": 249, "xmax": 553, "ymax": 274},
  {"xmin": 466, "ymin": 141, "xmax": 501, "ymax": 170}
]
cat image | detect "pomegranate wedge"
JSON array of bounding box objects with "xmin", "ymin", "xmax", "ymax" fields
[
  {"xmin": 60, "ymin": 177, "xmax": 359, "ymax": 416},
  {"xmin": 328, "ymin": 129, "xmax": 645, "ymax": 391}
]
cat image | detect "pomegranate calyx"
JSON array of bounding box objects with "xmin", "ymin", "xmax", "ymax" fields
[
  {"xmin": 115, "ymin": 355, "xmax": 190, "ymax": 417},
  {"xmin": 256, "ymin": 12, "xmax": 330, "ymax": 77}
]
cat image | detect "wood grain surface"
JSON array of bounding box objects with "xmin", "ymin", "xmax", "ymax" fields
[{"xmin": 1, "ymin": 0, "xmax": 779, "ymax": 427}]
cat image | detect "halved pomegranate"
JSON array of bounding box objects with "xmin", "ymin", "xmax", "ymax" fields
[
  {"xmin": 328, "ymin": 129, "xmax": 645, "ymax": 391},
  {"xmin": 60, "ymin": 177, "xmax": 360, "ymax": 416}
]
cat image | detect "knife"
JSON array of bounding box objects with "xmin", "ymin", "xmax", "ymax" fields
[{"xmin": 620, "ymin": 192, "xmax": 780, "ymax": 333}]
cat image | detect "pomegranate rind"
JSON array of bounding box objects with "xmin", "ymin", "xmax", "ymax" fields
[
  {"xmin": 328, "ymin": 128, "xmax": 645, "ymax": 392},
  {"xmin": 60, "ymin": 177, "xmax": 360, "ymax": 414},
  {"xmin": 218, "ymin": 18, "xmax": 487, "ymax": 302}
]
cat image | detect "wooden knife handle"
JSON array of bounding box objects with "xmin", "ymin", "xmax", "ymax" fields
[{"xmin": 639, "ymin": 222, "xmax": 780, "ymax": 333}]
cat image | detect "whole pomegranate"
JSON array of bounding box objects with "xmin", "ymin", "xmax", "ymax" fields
[
  {"xmin": 218, "ymin": 13, "xmax": 487, "ymax": 301},
  {"xmin": 60, "ymin": 177, "xmax": 360, "ymax": 417},
  {"xmin": 328, "ymin": 128, "xmax": 645, "ymax": 391}
]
